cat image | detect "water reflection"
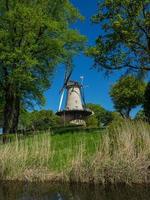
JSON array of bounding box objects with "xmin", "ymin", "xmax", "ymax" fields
[{"xmin": 0, "ymin": 181, "xmax": 150, "ymax": 200}]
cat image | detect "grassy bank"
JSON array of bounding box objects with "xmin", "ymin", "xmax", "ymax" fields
[{"xmin": 0, "ymin": 120, "xmax": 150, "ymax": 184}]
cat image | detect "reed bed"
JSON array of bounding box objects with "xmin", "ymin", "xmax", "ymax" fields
[
  {"xmin": 69, "ymin": 121, "xmax": 150, "ymax": 184},
  {"xmin": 0, "ymin": 120, "xmax": 150, "ymax": 184}
]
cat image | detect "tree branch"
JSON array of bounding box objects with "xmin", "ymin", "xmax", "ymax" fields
[
  {"xmin": 141, "ymin": 0, "xmax": 146, "ymax": 19},
  {"xmin": 136, "ymin": 22, "xmax": 149, "ymax": 43},
  {"xmin": 5, "ymin": 0, "xmax": 9, "ymax": 11},
  {"xmin": 96, "ymin": 62, "xmax": 150, "ymax": 72}
]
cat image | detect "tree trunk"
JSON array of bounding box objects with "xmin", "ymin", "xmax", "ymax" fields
[
  {"xmin": 126, "ymin": 108, "xmax": 131, "ymax": 119},
  {"xmin": 10, "ymin": 95, "xmax": 20, "ymax": 133},
  {"xmin": 3, "ymin": 86, "xmax": 15, "ymax": 134},
  {"xmin": 2, "ymin": 86, "xmax": 15, "ymax": 143},
  {"xmin": 120, "ymin": 108, "xmax": 131, "ymax": 119},
  {"xmin": 2, "ymin": 79, "xmax": 21, "ymax": 137}
]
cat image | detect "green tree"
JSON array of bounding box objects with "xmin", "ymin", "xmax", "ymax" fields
[
  {"xmin": 19, "ymin": 110, "xmax": 62, "ymax": 131},
  {"xmin": 110, "ymin": 76, "xmax": 145, "ymax": 118},
  {"xmin": 0, "ymin": 0, "xmax": 86, "ymax": 133},
  {"xmin": 87, "ymin": 0, "xmax": 150, "ymax": 73},
  {"xmin": 110, "ymin": 111, "xmax": 123, "ymax": 123},
  {"xmin": 86, "ymin": 103, "xmax": 113, "ymax": 127},
  {"xmin": 86, "ymin": 116, "xmax": 98, "ymax": 128},
  {"xmin": 143, "ymin": 82, "xmax": 150, "ymax": 122},
  {"xmin": 135, "ymin": 110, "xmax": 146, "ymax": 121}
]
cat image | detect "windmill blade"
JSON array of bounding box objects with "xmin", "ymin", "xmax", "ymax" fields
[
  {"xmin": 80, "ymin": 87, "xmax": 86, "ymax": 108},
  {"xmin": 58, "ymin": 57, "xmax": 73, "ymax": 111},
  {"xmin": 59, "ymin": 69, "xmax": 68, "ymax": 94},
  {"xmin": 59, "ymin": 55, "xmax": 73, "ymax": 94},
  {"xmin": 64, "ymin": 69, "xmax": 72, "ymax": 85},
  {"xmin": 80, "ymin": 76, "xmax": 88, "ymax": 108},
  {"xmin": 59, "ymin": 69, "xmax": 73, "ymax": 94},
  {"xmin": 58, "ymin": 89, "xmax": 65, "ymax": 111}
]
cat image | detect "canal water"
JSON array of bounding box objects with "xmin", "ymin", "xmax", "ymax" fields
[{"xmin": 0, "ymin": 182, "xmax": 149, "ymax": 200}]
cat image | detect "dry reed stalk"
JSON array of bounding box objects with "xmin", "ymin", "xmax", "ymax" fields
[{"xmin": 0, "ymin": 121, "xmax": 150, "ymax": 184}]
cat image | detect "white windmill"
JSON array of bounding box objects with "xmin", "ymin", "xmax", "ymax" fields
[{"xmin": 56, "ymin": 70, "xmax": 92, "ymax": 125}]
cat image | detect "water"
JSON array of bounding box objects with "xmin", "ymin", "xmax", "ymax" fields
[{"xmin": 0, "ymin": 182, "xmax": 150, "ymax": 200}]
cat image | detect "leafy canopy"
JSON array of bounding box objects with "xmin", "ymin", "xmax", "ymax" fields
[
  {"xmin": 19, "ymin": 110, "xmax": 62, "ymax": 131},
  {"xmin": 135, "ymin": 110, "xmax": 146, "ymax": 121},
  {"xmin": 0, "ymin": 0, "xmax": 86, "ymax": 106},
  {"xmin": 86, "ymin": 103, "xmax": 113, "ymax": 127},
  {"xmin": 87, "ymin": 0, "xmax": 150, "ymax": 73},
  {"xmin": 110, "ymin": 76, "xmax": 145, "ymax": 118}
]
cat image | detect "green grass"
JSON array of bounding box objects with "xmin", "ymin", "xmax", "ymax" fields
[
  {"xmin": 50, "ymin": 132, "xmax": 101, "ymax": 170},
  {"xmin": 0, "ymin": 130, "xmax": 102, "ymax": 181},
  {"xmin": 0, "ymin": 121, "xmax": 150, "ymax": 184}
]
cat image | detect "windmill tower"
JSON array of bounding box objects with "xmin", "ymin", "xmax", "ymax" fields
[{"xmin": 56, "ymin": 72, "xmax": 92, "ymax": 126}]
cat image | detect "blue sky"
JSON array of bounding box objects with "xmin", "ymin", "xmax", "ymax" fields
[{"xmin": 43, "ymin": 0, "xmax": 138, "ymax": 116}]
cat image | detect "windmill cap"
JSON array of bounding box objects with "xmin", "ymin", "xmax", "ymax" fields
[{"xmin": 66, "ymin": 80, "xmax": 82, "ymax": 88}]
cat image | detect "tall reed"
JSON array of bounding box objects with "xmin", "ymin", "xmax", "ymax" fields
[
  {"xmin": 69, "ymin": 120, "xmax": 150, "ymax": 184},
  {"xmin": 0, "ymin": 134, "xmax": 52, "ymax": 181},
  {"xmin": 0, "ymin": 121, "xmax": 150, "ymax": 184}
]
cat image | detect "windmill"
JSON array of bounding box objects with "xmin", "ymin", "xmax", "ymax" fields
[{"xmin": 56, "ymin": 69, "xmax": 92, "ymax": 126}]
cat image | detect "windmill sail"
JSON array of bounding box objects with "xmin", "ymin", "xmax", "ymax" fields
[
  {"xmin": 58, "ymin": 89, "xmax": 65, "ymax": 111},
  {"xmin": 58, "ymin": 60, "xmax": 73, "ymax": 110},
  {"xmin": 80, "ymin": 86, "xmax": 86, "ymax": 108}
]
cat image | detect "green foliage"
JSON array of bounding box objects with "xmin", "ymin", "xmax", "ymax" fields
[
  {"xmin": 86, "ymin": 103, "xmax": 113, "ymax": 127},
  {"xmin": 86, "ymin": 114, "xmax": 98, "ymax": 128},
  {"xmin": 87, "ymin": 0, "xmax": 150, "ymax": 73},
  {"xmin": 19, "ymin": 110, "xmax": 62, "ymax": 131},
  {"xmin": 0, "ymin": 0, "xmax": 86, "ymax": 133},
  {"xmin": 143, "ymin": 82, "xmax": 150, "ymax": 122},
  {"xmin": 135, "ymin": 110, "xmax": 146, "ymax": 121},
  {"xmin": 109, "ymin": 111, "xmax": 123, "ymax": 124},
  {"xmin": 110, "ymin": 76, "xmax": 145, "ymax": 118}
]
